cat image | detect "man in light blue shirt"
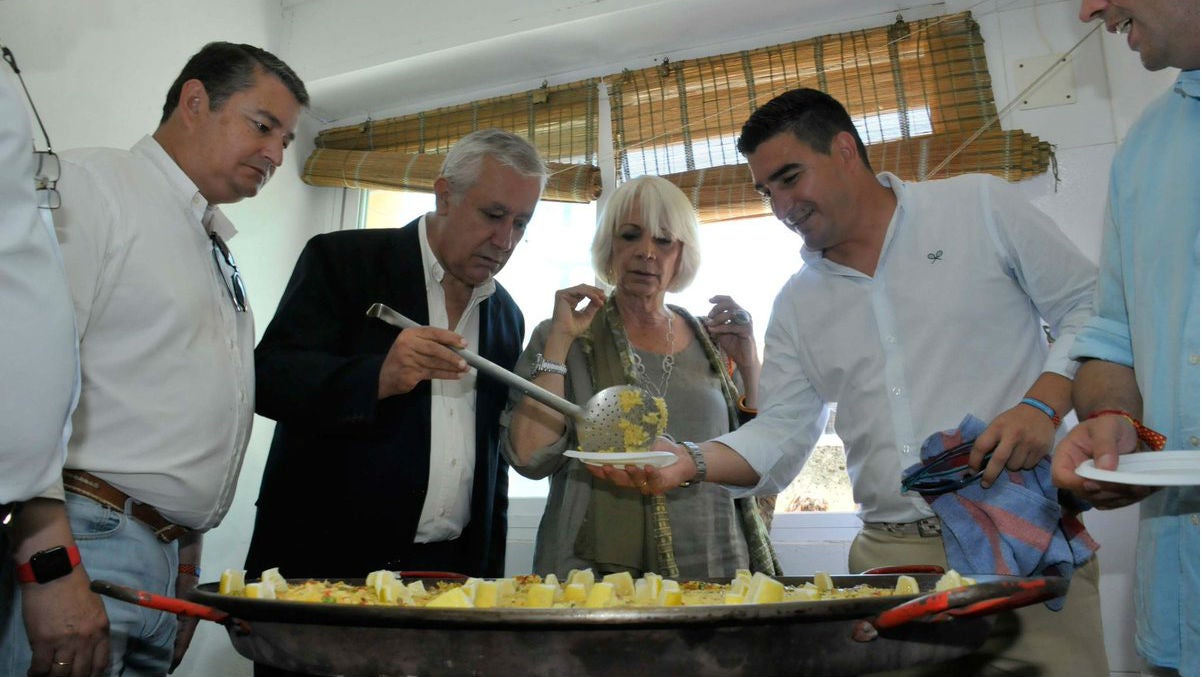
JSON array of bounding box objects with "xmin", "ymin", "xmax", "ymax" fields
[{"xmin": 1051, "ymin": 0, "xmax": 1199, "ymax": 675}]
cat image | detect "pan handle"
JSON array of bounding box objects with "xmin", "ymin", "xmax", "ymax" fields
[
  {"xmin": 91, "ymin": 579, "xmax": 237, "ymax": 627},
  {"xmin": 398, "ymin": 570, "xmax": 469, "ymax": 581},
  {"xmin": 867, "ymin": 576, "xmax": 1068, "ymax": 634},
  {"xmin": 858, "ymin": 565, "xmax": 945, "ymax": 575}
]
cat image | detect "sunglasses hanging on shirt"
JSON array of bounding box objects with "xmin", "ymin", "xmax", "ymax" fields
[{"xmin": 2, "ymin": 43, "xmax": 59, "ymax": 209}]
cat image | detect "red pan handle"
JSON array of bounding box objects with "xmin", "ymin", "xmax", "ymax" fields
[
  {"xmin": 870, "ymin": 576, "xmax": 1067, "ymax": 632},
  {"xmin": 397, "ymin": 571, "xmax": 469, "ymax": 581},
  {"xmin": 858, "ymin": 565, "xmax": 945, "ymax": 575},
  {"xmin": 91, "ymin": 579, "xmax": 241, "ymax": 628}
]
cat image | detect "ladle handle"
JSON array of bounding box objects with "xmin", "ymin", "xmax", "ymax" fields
[{"xmin": 367, "ymin": 303, "xmax": 584, "ymax": 419}]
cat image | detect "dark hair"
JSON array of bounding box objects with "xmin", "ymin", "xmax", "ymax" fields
[
  {"xmin": 159, "ymin": 42, "xmax": 309, "ymax": 125},
  {"xmin": 736, "ymin": 88, "xmax": 872, "ymax": 170}
]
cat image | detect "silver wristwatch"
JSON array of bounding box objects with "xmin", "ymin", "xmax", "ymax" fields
[
  {"xmin": 530, "ymin": 353, "xmax": 568, "ymax": 377},
  {"xmin": 679, "ymin": 441, "xmax": 707, "ymax": 487}
]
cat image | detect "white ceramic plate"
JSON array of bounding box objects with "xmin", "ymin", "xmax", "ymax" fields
[
  {"xmin": 563, "ymin": 450, "xmax": 679, "ymax": 468},
  {"xmin": 1076, "ymin": 450, "xmax": 1200, "ymax": 486}
]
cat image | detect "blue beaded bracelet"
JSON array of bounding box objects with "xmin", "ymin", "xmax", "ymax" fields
[{"xmin": 1019, "ymin": 397, "xmax": 1061, "ymax": 427}]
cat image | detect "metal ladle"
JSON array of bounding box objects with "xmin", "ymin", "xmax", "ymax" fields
[{"xmin": 366, "ymin": 303, "xmax": 664, "ymax": 454}]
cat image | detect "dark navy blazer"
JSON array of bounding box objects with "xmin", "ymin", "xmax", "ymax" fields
[{"xmin": 245, "ymin": 220, "xmax": 523, "ymax": 578}]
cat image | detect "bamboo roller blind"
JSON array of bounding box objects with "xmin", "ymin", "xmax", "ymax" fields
[
  {"xmin": 302, "ymin": 80, "xmax": 602, "ymax": 203},
  {"xmin": 607, "ymin": 12, "xmax": 1052, "ymax": 222},
  {"xmin": 301, "ymin": 11, "xmax": 1052, "ymax": 222}
]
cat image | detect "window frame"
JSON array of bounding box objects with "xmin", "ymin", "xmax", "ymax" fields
[{"xmin": 356, "ymin": 187, "xmax": 857, "ymax": 517}]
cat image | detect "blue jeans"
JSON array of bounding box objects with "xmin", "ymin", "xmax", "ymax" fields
[{"xmin": 1, "ymin": 493, "xmax": 179, "ymax": 676}]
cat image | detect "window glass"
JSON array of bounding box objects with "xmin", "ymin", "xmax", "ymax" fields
[
  {"xmin": 667, "ymin": 216, "xmax": 855, "ymax": 513},
  {"xmin": 362, "ymin": 190, "xmax": 854, "ymax": 511}
]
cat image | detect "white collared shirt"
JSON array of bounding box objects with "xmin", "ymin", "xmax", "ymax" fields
[
  {"xmin": 718, "ymin": 172, "xmax": 1096, "ymax": 523},
  {"xmin": 0, "ymin": 68, "xmax": 79, "ymax": 504},
  {"xmin": 414, "ymin": 215, "xmax": 495, "ymax": 542},
  {"xmin": 52, "ymin": 135, "xmax": 255, "ymax": 530}
]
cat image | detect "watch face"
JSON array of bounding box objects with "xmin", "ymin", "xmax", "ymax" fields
[{"xmin": 31, "ymin": 546, "xmax": 74, "ymax": 584}]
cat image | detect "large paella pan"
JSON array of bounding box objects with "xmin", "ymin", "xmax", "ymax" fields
[{"xmin": 94, "ymin": 571, "xmax": 1066, "ymax": 677}]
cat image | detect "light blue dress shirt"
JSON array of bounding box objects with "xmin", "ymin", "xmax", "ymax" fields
[{"xmin": 1069, "ymin": 70, "xmax": 1200, "ymax": 676}]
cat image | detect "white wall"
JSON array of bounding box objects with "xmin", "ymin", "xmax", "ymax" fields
[{"xmin": 0, "ymin": 1, "xmax": 1177, "ymax": 675}]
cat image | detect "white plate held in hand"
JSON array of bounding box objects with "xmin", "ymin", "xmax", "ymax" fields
[
  {"xmin": 1076, "ymin": 450, "xmax": 1200, "ymax": 486},
  {"xmin": 564, "ymin": 450, "xmax": 679, "ymax": 468}
]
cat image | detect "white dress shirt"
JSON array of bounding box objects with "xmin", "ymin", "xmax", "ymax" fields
[
  {"xmin": 0, "ymin": 67, "xmax": 79, "ymax": 504},
  {"xmin": 53, "ymin": 136, "xmax": 255, "ymax": 530},
  {"xmin": 414, "ymin": 215, "xmax": 494, "ymax": 542},
  {"xmin": 717, "ymin": 172, "xmax": 1096, "ymax": 523}
]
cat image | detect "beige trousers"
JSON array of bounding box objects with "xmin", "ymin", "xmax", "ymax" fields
[{"xmin": 850, "ymin": 527, "xmax": 1110, "ymax": 677}]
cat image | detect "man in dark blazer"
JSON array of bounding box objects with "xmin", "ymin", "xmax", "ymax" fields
[{"xmin": 245, "ymin": 129, "xmax": 547, "ymax": 592}]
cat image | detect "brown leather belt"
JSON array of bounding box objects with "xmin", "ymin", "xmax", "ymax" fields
[{"xmin": 62, "ymin": 470, "xmax": 191, "ymax": 543}]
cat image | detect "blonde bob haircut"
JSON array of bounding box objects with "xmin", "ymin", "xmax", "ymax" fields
[{"xmin": 591, "ymin": 175, "xmax": 702, "ymax": 293}]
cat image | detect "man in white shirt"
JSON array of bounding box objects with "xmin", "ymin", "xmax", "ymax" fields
[
  {"xmin": 0, "ymin": 46, "xmax": 101, "ymax": 677},
  {"xmin": 602, "ymin": 88, "xmax": 1108, "ymax": 675},
  {"xmin": 0, "ymin": 42, "xmax": 307, "ymax": 677}
]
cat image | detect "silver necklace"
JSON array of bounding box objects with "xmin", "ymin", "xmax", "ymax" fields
[{"xmin": 630, "ymin": 311, "xmax": 675, "ymax": 398}]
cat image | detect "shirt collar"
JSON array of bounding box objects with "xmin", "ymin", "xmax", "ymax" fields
[
  {"xmin": 798, "ymin": 171, "xmax": 906, "ymax": 271},
  {"xmin": 131, "ymin": 135, "xmax": 237, "ymax": 240},
  {"xmin": 417, "ymin": 214, "xmax": 497, "ymax": 299},
  {"xmin": 1174, "ymin": 70, "xmax": 1199, "ymax": 101}
]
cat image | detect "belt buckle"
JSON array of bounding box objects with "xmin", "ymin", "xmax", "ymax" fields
[
  {"xmin": 153, "ymin": 522, "xmax": 190, "ymax": 544},
  {"xmin": 917, "ymin": 517, "xmax": 942, "ymax": 537}
]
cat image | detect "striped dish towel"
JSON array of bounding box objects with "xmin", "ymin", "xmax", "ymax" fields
[{"xmin": 903, "ymin": 414, "xmax": 1098, "ymax": 610}]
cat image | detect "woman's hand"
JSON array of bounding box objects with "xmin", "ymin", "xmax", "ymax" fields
[
  {"xmin": 703, "ymin": 295, "xmax": 757, "ymax": 368},
  {"xmin": 548, "ymin": 284, "xmax": 607, "ymax": 345},
  {"xmin": 704, "ymin": 296, "xmax": 760, "ymax": 408}
]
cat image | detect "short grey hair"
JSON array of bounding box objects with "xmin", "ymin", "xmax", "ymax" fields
[
  {"xmin": 591, "ymin": 175, "xmax": 702, "ymax": 293},
  {"xmin": 440, "ymin": 129, "xmax": 548, "ymax": 198}
]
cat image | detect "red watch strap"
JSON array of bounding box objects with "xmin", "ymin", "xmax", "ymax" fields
[{"xmin": 15, "ymin": 545, "xmax": 81, "ymax": 584}]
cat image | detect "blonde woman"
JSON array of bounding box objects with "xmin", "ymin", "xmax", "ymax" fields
[{"xmin": 501, "ymin": 175, "xmax": 777, "ymax": 579}]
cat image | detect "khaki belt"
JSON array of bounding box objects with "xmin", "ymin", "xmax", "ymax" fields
[
  {"xmin": 863, "ymin": 516, "xmax": 943, "ymax": 537},
  {"xmin": 62, "ymin": 470, "xmax": 191, "ymax": 543}
]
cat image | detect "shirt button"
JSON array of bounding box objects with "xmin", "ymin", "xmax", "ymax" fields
[
  {"xmin": 887, "ymin": 336, "xmax": 897, "ymax": 344},
  {"xmin": 1191, "ymin": 514, "xmax": 1199, "ymax": 526},
  {"xmin": 1190, "ymin": 355, "xmax": 1199, "ymax": 365},
  {"xmin": 1190, "ymin": 436, "xmax": 1199, "ymax": 447},
  {"xmin": 451, "ymin": 458, "xmax": 458, "ymax": 467},
  {"xmin": 902, "ymin": 445, "xmax": 912, "ymax": 455},
  {"xmin": 891, "ymin": 387, "xmax": 903, "ymax": 397}
]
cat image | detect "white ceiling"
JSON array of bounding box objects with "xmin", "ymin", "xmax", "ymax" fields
[{"xmin": 283, "ymin": 0, "xmax": 954, "ymax": 126}]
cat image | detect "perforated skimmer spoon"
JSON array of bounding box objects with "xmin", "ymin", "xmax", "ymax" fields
[{"xmin": 367, "ymin": 303, "xmax": 664, "ymax": 454}]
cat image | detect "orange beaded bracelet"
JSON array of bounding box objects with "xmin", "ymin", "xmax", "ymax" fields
[{"xmin": 1085, "ymin": 409, "xmax": 1167, "ymax": 451}]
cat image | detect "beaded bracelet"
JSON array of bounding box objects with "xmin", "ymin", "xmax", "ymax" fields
[
  {"xmin": 1019, "ymin": 397, "xmax": 1061, "ymax": 427},
  {"xmin": 178, "ymin": 563, "xmax": 201, "ymax": 577},
  {"xmin": 1085, "ymin": 409, "xmax": 1167, "ymax": 450}
]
